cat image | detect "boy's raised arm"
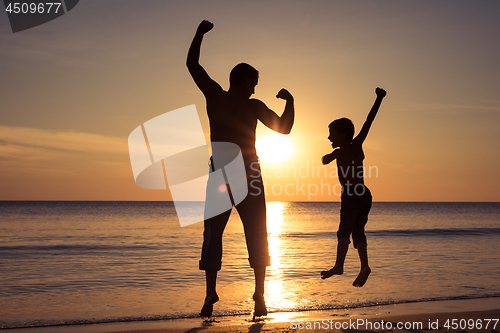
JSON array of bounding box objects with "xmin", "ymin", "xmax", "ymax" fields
[
  {"xmin": 186, "ymin": 20, "xmax": 222, "ymax": 97},
  {"xmin": 353, "ymin": 87, "xmax": 386, "ymax": 145}
]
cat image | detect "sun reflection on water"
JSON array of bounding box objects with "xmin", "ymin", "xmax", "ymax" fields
[{"xmin": 266, "ymin": 201, "xmax": 300, "ymax": 311}]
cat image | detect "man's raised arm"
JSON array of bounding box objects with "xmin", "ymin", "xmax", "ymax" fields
[
  {"xmin": 186, "ymin": 20, "xmax": 221, "ymax": 97},
  {"xmin": 353, "ymin": 87, "xmax": 386, "ymax": 145}
]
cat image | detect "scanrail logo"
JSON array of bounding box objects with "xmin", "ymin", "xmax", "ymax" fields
[
  {"xmin": 128, "ymin": 105, "xmax": 248, "ymax": 227},
  {"xmin": 3, "ymin": 0, "xmax": 79, "ymax": 33}
]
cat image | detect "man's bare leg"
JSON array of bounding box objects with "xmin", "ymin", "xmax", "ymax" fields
[
  {"xmin": 200, "ymin": 270, "xmax": 219, "ymax": 317},
  {"xmin": 353, "ymin": 243, "xmax": 371, "ymax": 287},
  {"xmin": 252, "ymin": 266, "xmax": 267, "ymax": 317},
  {"xmin": 321, "ymin": 237, "xmax": 349, "ymax": 279}
]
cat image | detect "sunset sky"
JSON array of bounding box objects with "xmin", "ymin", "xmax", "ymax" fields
[{"xmin": 1, "ymin": 1, "xmax": 499, "ymax": 201}]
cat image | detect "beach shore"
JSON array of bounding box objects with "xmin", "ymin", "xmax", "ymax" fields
[
  {"xmin": 150, "ymin": 308, "xmax": 500, "ymax": 333},
  {"xmin": 9, "ymin": 297, "xmax": 500, "ymax": 333}
]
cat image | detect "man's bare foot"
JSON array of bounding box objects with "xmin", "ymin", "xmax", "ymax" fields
[
  {"xmin": 252, "ymin": 293, "xmax": 267, "ymax": 318},
  {"xmin": 320, "ymin": 266, "xmax": 343, "ymax": 279},
  {"xmin": 200, "ymin": 293, "xmax": 219, "ymax": 318},
  {"xmin": 353, "ymin": 267, "xmax": 371, "ymax": 287}
]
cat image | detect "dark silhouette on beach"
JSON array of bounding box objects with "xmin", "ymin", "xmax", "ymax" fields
[
  {"xmin": 321, "ymin": 87, "xmax": 386, "ymax": 287},
  {"xmin": 187, "ymin": 20, "xmax": 295, "ymax": 318}
]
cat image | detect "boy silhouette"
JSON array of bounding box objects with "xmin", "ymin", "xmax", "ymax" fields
[
  {"xmin": 320, "ymin": 87, "xmax": 386, "ymax": 287},
  {"xmin": 187, "ymin": 20, "xmax": 295, "ymax": 317}
]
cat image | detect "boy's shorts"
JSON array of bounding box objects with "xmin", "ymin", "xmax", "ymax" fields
[{"xmin": 338, "ymin": 185, "xmax": 372, "ymax": 248}]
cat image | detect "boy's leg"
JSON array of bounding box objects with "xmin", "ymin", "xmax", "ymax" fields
[
  {"xmin": 322, "ymin": 195, "xmax": 356, "ymax": 279},
  {"xmin": 352, "ymin": 189, "xmax": 372, "ymax": 287},
  {"xmin": 353, "ymin": 242, "xmax": 371, "ymax": 287},
  {"xmin": 321, "ymin": 237, "xmax": 349, "ymax": 279}
]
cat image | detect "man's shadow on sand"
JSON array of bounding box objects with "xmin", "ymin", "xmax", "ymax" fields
[
  {"xmin": 182, "ymin": 322, "xmax": 265, "ymax": 333},
  {"xmin": 182, "ymin": 325, "xmax": 424, "ymax": 333}
]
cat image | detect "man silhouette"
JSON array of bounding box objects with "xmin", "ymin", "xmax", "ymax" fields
[{"xmin": 187, "ymin": 20, "xmax": 295, "ymax": 318}]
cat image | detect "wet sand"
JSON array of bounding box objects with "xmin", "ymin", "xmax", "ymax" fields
[
  {"xmin": 9, "ymin": 298, "xmax": 499, "ymax": 333},
  {"xmin": 117, "ymin": 309, "xmax": 500, "ymax": 333}
]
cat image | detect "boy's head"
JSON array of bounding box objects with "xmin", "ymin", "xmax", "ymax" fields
[
  {"xmin": 230, "ymin": 63, "xmax": 259, "ymax": 98},
  {"xmin": 328, "ymin": 118, "xmax": 355, "ymax": 145}
]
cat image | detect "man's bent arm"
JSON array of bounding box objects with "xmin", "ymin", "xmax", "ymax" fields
[
  {"xmin": 279, "ymin": 99, "xmax": 295, "ymax": 134},
  {"xmin": 255, "ymin": 89, "xmax": 295, "ymax": 134}
]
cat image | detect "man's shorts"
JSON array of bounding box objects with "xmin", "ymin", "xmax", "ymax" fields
[{"xmin": 199, "ymin": 159, "xmax": 271, "ymax": 270}]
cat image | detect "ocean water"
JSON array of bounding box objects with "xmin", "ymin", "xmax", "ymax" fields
[{"xmin": 0, "ymin": 201, "xmax": 499, "ymax": 329}]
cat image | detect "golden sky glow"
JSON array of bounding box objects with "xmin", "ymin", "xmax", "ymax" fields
[{"xmin": 1, "ymin": 1, "xmax": 499, "ymax": 201}]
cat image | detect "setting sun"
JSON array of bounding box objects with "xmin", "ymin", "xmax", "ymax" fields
[{"xmin": 256, "ymin": 134, "xmax": 293, "ymax": 164}]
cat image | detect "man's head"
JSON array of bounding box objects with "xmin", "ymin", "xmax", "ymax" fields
[
  {"xmin": 328, "ymin": 118, "xmax": 355, "ymax": 147},
  {"xmin": 229, "ymin": 63, "xmax": 259, "ymax": 98}
]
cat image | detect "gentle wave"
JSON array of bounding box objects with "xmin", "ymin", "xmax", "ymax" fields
[
  {"xmin": 2, "ymin": 227, "xmax": 498, "ymax": 254},
  {"xmin": 368, "ymin": 227, "xmax": 500, "ymax": 237},
  {"xmin": 3, "ymin": 294, "xmax": 499, "ymax": 329},
  {"xmin": 282, "ymin": 227, "xmax": 500, "ymax": 239},
  {"xmin": 0, "ymin": 244, "xmax": 159, "ymax": 252}
]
